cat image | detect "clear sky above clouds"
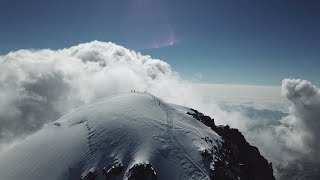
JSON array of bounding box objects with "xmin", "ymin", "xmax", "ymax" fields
[{"xmin": 0, "ymin": 0, "xmax": 319, "ymax": 85}]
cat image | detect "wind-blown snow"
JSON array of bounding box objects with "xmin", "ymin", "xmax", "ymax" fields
[{"xmin": 0, "ymin": 93, "xmax": 220, "ymax": 180}]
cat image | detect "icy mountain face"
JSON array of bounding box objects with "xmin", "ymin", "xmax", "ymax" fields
[{"xmin": 0, "ymin": 93, "xmax": 275, "ymax": 180}]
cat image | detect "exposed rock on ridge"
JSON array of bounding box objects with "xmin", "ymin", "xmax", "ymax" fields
[{"xmin": 187, "ymin": 109, "xmax": 276, "ymax": 180}]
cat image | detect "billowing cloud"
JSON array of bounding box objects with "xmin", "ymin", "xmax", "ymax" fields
[
  {"xmin": 219, "ymin": 79, "xmax": 320, "ymax": 178},
  {"xmin": 280, "ymin": 79, "xmax": 320, "ymax": 159},
  {"xmin": 0, "ymin": 41, "xmax": 193, "ymax": 149}
]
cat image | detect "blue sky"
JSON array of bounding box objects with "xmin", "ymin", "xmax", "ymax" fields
[{"xmin": 1, "ymin": 0, "xmax": 319, "ymax": 85}]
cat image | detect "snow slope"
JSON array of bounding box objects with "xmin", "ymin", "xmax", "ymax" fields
[{"xmin": 0, "ymin": 93, "xmax": 221, "ymax": 180}]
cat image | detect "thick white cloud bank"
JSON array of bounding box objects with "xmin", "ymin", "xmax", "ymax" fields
[
  {"xmin": 214, "ymin": 79, "xmax": 320, "ymax": 179},
  {"xmin": 1, "ymin": 41, "xmax": 320, "ymax": 179},
  {"xmin": 0, "ymin": 41, "xmax": 194, "ymax": 149},
  {"xmin": 281, "ymin": 79, "xmax": 320, "ymax": 159}
]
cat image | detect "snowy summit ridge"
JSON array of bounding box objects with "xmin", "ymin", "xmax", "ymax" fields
[{"xmin": 0, "ymin": 93, "xmax": 275, "ymax": 180}]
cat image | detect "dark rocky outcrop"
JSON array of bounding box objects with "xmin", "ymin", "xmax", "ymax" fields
[
  {"xmin": 127, "ymin": 163, "xmax": 157, "ymax": 180},
  {"xmin": 187, "ymin": 109, "xmax": 276, "ymax": 180},
  {"xmin": 187, "ymin": 109, "xmax": 215, "ymax": 129},
  {"xmin": 80, "ymin": 170, "xmax": 97, "ymax": 180},
  {"xmin": 103, "ymin": 162, "xmax": 124, "ymax": 179}
]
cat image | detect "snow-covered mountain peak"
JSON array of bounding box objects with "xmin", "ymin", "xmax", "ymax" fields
[{"xmin": 0, "ymin": 93, "xmax": 221, "ymax": 180}]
